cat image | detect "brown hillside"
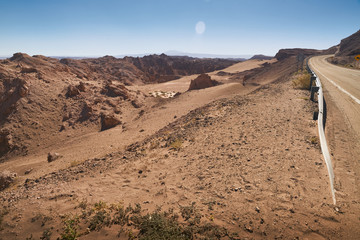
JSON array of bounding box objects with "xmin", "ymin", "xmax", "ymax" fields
[
  {"xmin": 335, "ymin": 29, "xmax": 360, "ymax": 57},
  {"xmin": 328, "ymin": 29, "xmax": 360, "ymax": 69},
  {"xmin": 0, "ymin": 53, "xmax": 146, "ymax": 160}
]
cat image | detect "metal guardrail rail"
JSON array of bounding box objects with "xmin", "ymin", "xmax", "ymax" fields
[{"xmin": 307, "ymin": 61, "xmax": 336, "ymax": 205}]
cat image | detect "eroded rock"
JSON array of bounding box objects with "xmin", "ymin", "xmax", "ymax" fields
[
  {"xmin": 66, "ymin": 85, "xmax": 80, "ymax": 97},
  {"xmin": 101, "ymin": 82, "xmax": 130, "ymax": 99},
  {"xmin": 100, "ymin": 113, "xmax": 121, "ymax": 131},
  {"xmin": 0, "ymin": 129, "xmax": 13, "ymax": 156},
  {"xmin": 0, "ymin": 170, "xmax": 17, "ymax": 191},
  {"xmin": 188, "ymin": 73, "xmax": 218, "ymax": 91},
  {"xmin": 47, "ymin": 152, "xmax": 61, "ymax": 162}
]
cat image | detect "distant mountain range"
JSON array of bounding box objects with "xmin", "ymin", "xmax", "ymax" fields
[
  {"xmin": 163, "ymin": 51, "xmax": 252, "ymax": 60},
  {"xmin": 0, "ymin": 51, "xmax": 255, "ymax": 60}
]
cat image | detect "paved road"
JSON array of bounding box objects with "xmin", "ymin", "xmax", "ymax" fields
[{"xmin": 309, "ymin": 55, "xmax": 360, "ymax": 139}]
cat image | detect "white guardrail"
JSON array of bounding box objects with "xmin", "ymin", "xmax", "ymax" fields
[{"xmin": 307, "ymin": 61, "xmax": 336, "ymax": 205}]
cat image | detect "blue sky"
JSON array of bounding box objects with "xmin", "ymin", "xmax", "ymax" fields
[{"xmin": 0, "ymin": 0, "xmax": 359, "ymax": 57}]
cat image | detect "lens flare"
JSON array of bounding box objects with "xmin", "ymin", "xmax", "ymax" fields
[{"xmin": 195, "ymin": 21, "xmax": 206, "ymax": 35}]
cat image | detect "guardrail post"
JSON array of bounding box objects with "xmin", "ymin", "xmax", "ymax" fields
[
  {"xmin": 309, "ymin": 76, "xmax": 316, "ymax": 90},
  {"xmin": 313, "ymin": 111, "xmax": 319, "ymax": 120},
  {"xmin": 310, "ymin": 86, "xmax": 319, "ymax": 101}
]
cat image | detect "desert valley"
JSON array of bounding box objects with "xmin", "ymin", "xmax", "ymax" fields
[{"xmin": 0, "ymin": 24, "xmax": 360, "ymax": 240}]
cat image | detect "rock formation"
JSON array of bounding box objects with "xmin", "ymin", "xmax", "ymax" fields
[
  {"xmin": 0, "ymin": 170, "xmax": 17, "ymax": 191},
  {"xmin": 100, "ymin": 113, "xmax": 121, "ymax": 131},
  {"xmin": 336, "ymin": 29, "xmax": 360, "ymax": 57},
  {"xmin": 326, "ymin": 29, "xmax": 360, "ymax": 69},
  {"xmin": 47, "ymin": 152, "xmax": 61, "ymax": 162},
  {"xmin": 188, "ymin": 74, "xmax": 218, "ymax": 91}
]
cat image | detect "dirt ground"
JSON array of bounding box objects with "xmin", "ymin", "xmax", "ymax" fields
[{"xmin": 0, "ymin": 58, "xmax": 359, "ymax": 239}]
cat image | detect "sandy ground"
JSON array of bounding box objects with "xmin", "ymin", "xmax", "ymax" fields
[
  {"xmin": 127, "ymin": 59, "xmax": 276, "ymax": 93},
  {"xmin": 1, "ymin": 58, "xmax": 359, "ymax": 239},
  {"xmin": 0, "ymin": 59, "xmax": 274, "ymax": 180}
]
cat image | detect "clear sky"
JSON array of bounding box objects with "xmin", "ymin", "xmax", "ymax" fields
[{"xmin": 0, "ymin": 0, "xmax": 359, "ymax": 57}]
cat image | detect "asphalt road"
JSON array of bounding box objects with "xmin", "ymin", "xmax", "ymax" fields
[{"xmin": 309, "ymin": 55, "xmax": 360, "ymax": 139}]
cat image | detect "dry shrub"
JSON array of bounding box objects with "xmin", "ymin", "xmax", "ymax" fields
[
  {"xmin": 292, "ymin": 71, "xmax": 311, "ymax": 90},
  {"xmin": 169, "ymin": 138, "xmax": 183, "ymax": 150}
]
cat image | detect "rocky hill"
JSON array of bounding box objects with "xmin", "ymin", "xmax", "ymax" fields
[
  {"xmin": 0, "ymin": 53, "xmax": 145, "ymax": 160},
  {"xmin": 335, "ymin": 29, "xmax": 360, "ymax": 57},
  {"xmin": 328, "ymin": 29, "xmax": 360, "ymax": 69}
]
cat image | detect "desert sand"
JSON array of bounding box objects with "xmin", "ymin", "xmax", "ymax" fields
[{"xmin": 0, "ymin": 52, "xmax": 359, "ymax": 239}]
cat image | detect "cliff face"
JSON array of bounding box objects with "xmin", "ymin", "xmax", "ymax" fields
[
  {"xmin": 328, "ymin": 29, "xmax": 360, "ymax": 69},
  {"xmin": 335, "ymin": 29, "xmax": 360, "ymax": 57}
]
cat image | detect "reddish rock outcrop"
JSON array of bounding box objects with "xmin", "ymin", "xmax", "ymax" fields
[
  {"xmin": 188, "ymin": 74, "xmax": 218, "ymax": 91},
  {"xmin": 47, "ymin": 152, "xmax": 61, "ymax": 162},
  {"xmin": 100, "ymin": 113, "xmax": 121, "ymax": 131},
  {"xmin": 0, "ymin": 129, "xmax": 13, "ymax": 156},
  {"xmin": 77, "ymin": 81, "xmax": 86, "ymax": 92},
  {"xmin": 101, "ymin": 82, "xmax": 130, "ymax": 99},
  {"xmin": 66, "ymin": 85, "xmax": 80, "ymax": 97}
]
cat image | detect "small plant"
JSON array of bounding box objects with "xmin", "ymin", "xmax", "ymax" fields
[
  {"xmin": 40, "ymin": 228, "xmax": 52, "ymax": 240},
  {"xmin": 132, "ymin": 203, "xmax": 142, "ymax": 214},
  {"xmin": 88, "ymin": 209, "xmax": 111, "ymax": 231},
  {"xmin": 37, "ymin": 200, "xmax": 237, "ymax": 239},
  {"xmin": 137, "ymin": 212, "xmax": 188, "ymax": 240},
  {"xmin": 170, "ymin": 138, "xmax": 183, "ymax": 150},
  {"xmin": 70, "ymin": 160, "xmax": 80, "ymax": 167},
  {"xmin": 310, "ymin": 136, "xmax": 319, "ymax": 145},
  {"xmin": 94, "ymin": 200, "xmax": 107, "ymax": 210},
  {"xmin": 149, "ymin": 140, "xmax": 160, "ymax": 150},
  {"xmin": 60, "ymin": 215, "xmax": 80, "ymax": 240},
  {"xmin": 180, "ymin": 202, "xmax": 197, "ymax": 221},
  {"xmin": 78, "ymin": 199, "xmax": 88, "ymax": 210},
  {"xmin": 111, "ymin": 205, "xmax": 131, "ymax": 226}
]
